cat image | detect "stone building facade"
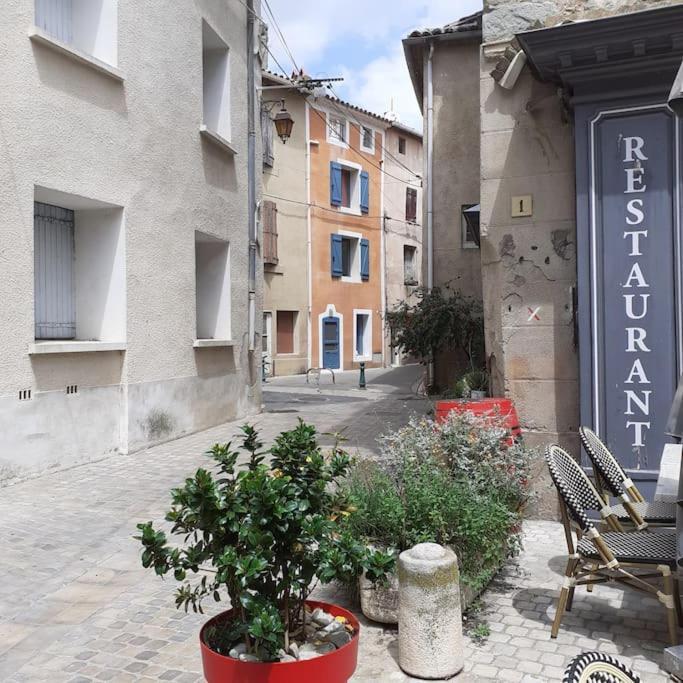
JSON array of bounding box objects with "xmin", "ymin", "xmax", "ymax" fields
[
  {"xmin": 0, "ymin": 0, "xmax": 263, "ymax": 482},
  {"xmin": 406, "ymin": 1, "xmax": 683, "ymax": 516}
]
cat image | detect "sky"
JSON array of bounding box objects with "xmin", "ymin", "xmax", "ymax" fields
[{"xmin": 264, "ymin": 0, "xmax": 483, "ymax": 130}]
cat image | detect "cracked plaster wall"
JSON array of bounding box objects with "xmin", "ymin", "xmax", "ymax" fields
[{"xmin": 480, "ymin": 54, "xmax": 579, "ymax": 518}]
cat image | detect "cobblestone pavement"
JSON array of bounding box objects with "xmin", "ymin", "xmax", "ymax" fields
[{"xmin": 0, "ymin": 366, "xmax": 676, "ymax": 681}]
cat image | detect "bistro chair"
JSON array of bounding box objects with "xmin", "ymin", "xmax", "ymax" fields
[
  {"xmin": 562, "ymin": 651, "xmax": 640, "ymax": 683},
  {"xmin": 579, "ymin": 426, "xmax": 675, "ymax": 527},
  {"xmin": 545, "ymin": 444, "xmax": 680, "ymax": 645}
]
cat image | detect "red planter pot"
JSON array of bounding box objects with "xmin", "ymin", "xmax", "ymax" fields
[
  {"xmin": 435, "ymin": 397, "xmax": 522, "ymax": 443},
  {"xmin": 199, "ymin": 600, "xmax": 360, "ymax": 683}
]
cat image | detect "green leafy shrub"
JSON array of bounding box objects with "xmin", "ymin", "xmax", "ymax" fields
[
  {"xmin": 343, "ymin": 412, "xmax": 534, "ymax": 591},
  {"xmin": 136, "ymin": 421, "xmax": 390, "ymax": 662},
  {"xmin": 452, "ymin": 369, "xmax": 490, "ymax": 398}
]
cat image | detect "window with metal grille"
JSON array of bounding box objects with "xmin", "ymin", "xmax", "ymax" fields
[
  {"xmin": 405, "ymin": 187, "xmax": 417, "ymax": 223},
  {"xmin": 34, "ymin": 202, "xmax": 76, "ymax": 340},
  {"xmin": 398, "ymin": 136, "xmax": 406, "ymax": 154},
  {"xmin": 360, "ymin": 125, "xmax": 374, "ymax": 153},
  {"xmin": 262, "ymin": 200, "xmax": 278, "ymax": 265}
]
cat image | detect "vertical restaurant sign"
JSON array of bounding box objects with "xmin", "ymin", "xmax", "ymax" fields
[{"xmin": 592, "ymin": 105, "xmax": 678, "ymax": 473}]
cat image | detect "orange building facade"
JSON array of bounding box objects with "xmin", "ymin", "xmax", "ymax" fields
[{"xmin": 307, "ymin": 101, "xmax": 387, "ymax": 371}]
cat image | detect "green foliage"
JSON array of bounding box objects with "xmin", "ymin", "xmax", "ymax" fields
[
  {"xmin": 468, "ymin": 622, "xmax": 491, "ymax": 644},
  {"xmin": 136, "ymin": 420, "xmax": 387, "ymax": 661},
  {"xmin": 386, "ymin": 285, "xmax": 485, "ymax": 368},
  {"xmin": 343, "ymin": 412, "xmax": 535, "ymax": 591},
  {"xmin": 452, "ymin": 369, "xmax": 490, "ymax": 398}
]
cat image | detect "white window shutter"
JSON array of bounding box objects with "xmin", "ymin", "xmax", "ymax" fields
[
  {"xmin": 35, "ymin": 0, "xmax": 73, "ymax": 43},
  {"xmin": 34, "ymin": 202, "xmax": 76, "ymax": 339}
]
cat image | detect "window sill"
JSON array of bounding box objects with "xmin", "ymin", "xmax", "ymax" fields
[
  {"xmin": 327, "ymin": 138, "xmax": 349, "ymax": 149},
  {"xmin": 341, "ymin": 275, "xmax": 362, "ymax": 284},
  {"xmin": 338, "ymin": 206, "xmax": 362, "ymax": 217},
  {"xmin": 28, "ymin": 27, "xmax": 125, "ymax": 82},
  {"xmin": 360, "ymin": 145, "xmax": 375, "ymax": 155},
  {"xmin": 29, "ymin": 340, "xmax": 126, "ymax": 355},
  {"xmin": 200, "ymin": 125, "xmax": 237, "ymax": 155},
  {"xmin": 193, "ymin": 339, "xmax": 235, "ymax": 348}
]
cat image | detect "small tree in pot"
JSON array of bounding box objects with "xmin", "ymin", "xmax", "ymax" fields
[{"xmin": 136, "ymin": 421, "xmax": 390, "ymax": 683}]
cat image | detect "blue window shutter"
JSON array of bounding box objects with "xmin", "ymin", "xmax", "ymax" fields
[
  {"xmin": 331, "ymin": 234, "xmax": 343, "ymax": 276},
  {"xmin": 360, "ymin": 238, "xmax": 369, "ymax": 281},
  {"xmin": 360, "ymin": 171, "xmax": 369, "ymax": 214},
  {"xmin": 330, "ymin": 162, "xmax": 342, "ymax": 206}
]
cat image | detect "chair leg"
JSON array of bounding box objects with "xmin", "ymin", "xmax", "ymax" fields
[
  {"xmin": 663, "ymin": 570, "xmax": 679, "ymax": 646},
  {"xmin": 673, "ymin": 577, "xmax": 683, "ymax": 628},
  {"xmin": 551, "ymin": 558, "xmax": 578, "ymax": 638},
  {"xmin": 586, "ymin": 562, "xmax": 596, "ymax": 592}
]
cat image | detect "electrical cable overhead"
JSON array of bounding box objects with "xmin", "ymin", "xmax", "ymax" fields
[{"xmin": 263, "ymin": 0, "xmax": 300, "ymax": 75}]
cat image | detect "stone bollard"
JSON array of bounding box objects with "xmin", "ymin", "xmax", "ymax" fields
[{"xmin": 398, "ymin": 543, "xmax": 463, "ymax": 679}]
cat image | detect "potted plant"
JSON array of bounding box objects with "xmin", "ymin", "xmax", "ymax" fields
[
  {"xmin": 344, "ymin": 412, "xmax": 533, "ymax": 624},
  {"xmin": 136, "ymin": 421, "xmax": 389, "ymax": 683},
  {"xmin": 453, "ymin": 368, "xmax": 490, "ymax": 400}
]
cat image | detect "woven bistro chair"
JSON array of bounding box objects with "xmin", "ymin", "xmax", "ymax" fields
[
  {"xmin": 562, "ymin": 652, "xmax": 640, "ymax": 683},
  {"xmin": 545, "ymin": 444, "xmax": 680, "ymax": 645},
  {"xmin": 579, "ymin": 427, "xmax": 675, "ymax": 527}
]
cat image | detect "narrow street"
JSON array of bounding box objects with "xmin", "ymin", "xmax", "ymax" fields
[{"xmin": 0, "ymin": 366, "xmax": 428, "ymax": 683}]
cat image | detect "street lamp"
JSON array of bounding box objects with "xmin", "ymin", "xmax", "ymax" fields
[{"xmin": 272, "ymin": 100, "xmax": 294, "ymax": 144}]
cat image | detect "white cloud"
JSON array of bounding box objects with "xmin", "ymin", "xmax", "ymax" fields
[{"xmin": 264, "ymin": 0, "xmax": 483, "ymax": 127}]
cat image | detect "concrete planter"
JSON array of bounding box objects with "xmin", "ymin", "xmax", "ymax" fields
[{"xmin": 359, "ymin": 569, "xmax": 483, "ymax": 625}]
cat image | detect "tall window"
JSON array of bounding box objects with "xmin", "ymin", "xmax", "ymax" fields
[
  {"xmin": 403, "ymin": 245, "xmax": 417, "ymax": 285},
  {"xmin": 405, "ymin": 187, "xmax": 417, "ymax": 223},
  {"xmin": 354, "ymin": 311, "xmax": 372, "ymax": 361},
  {"xmin": 195, "ymin": 232, "xmax": 231, "ymax": 341},
  {"xmin": 328, "ymin": 114, "xmax": 347, "ymax": 145},
  {"xmin": 360, "ymin": 125, "xmax": 374, "ymax": 153},
  {"xmin": 202, "ymin": 21, "xmax": 231, "ymax": 142},
  {"xmin": 340, "ymin": 169, "xmax": 352, "ymax": 208},
  {"xmin": 34, "ymin": 0, "xmax": 119, "ymax": 66},
  {"xmin": 398, "ymin": 136, "xmax": 406, "ymax": 155}
]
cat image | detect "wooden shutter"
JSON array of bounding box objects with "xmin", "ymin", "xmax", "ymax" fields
[
  {"xmin": 34, "ymin": 201, "xmax": 76, "ymax": 339},
  {"xmin": 360, "ymin": 171, "xmax": 369, "ymax": 214},
  {"xmin": 360, "ymin": 238, "xmax": 370, "ymax": 281},
  {"xmin": 263, "ymin": 200, "xmax": 278, "ymax": 265},
  {"xmin": 330, "ymin": 162, "xmax": 342, "ymax": 206},
  {"xmin": 261, "ymin": 107, "xmax": 274, "ymax": 167},
  {"xmin": 331, "ymin": 234, "xmax": 343, "ymax": 276},
  {"xmin": 35, "ymin": 0, "xmax": 73, "ymax": 43}
]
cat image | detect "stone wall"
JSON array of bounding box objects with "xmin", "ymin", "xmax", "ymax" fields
[
  {"xmin": 479, "ymin": 33, "xmax": 581, "ymax": 518},
  {"xmin": 483, "ymin": 0, "xmax": 683, "ymax": 42},
  {"xmin": 426, "ymin": 38, "xmax": 483, "ymax": 389}
]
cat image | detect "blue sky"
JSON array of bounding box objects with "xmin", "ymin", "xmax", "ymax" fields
[{"xmin": 265, "ymin": 0, "xmax": 483, "ymax": 129}]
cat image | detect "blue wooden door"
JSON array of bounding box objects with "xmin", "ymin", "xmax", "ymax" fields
[
  {"xmin": 575, "ymin": 100, "xmax": 682, "ymax": 499},
  {"xmin": 322, "ymin": 317, "xmax": 340, "ymax": 369}
]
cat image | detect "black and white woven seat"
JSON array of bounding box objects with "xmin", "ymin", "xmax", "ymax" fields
[
  {"xmin": 579, "ymin": 426, "xmax": 675, "ymax": 526},
  {"xmin": 545, "ymin": 444, "xmax": 680, "ymax": 645},
  {"xmin": 576, "ymin": 530, "xmax": 676, "ymax": 565},
  {"xmin": 563, "ymin": 651, "xmax": 640, "ymax": 683}
]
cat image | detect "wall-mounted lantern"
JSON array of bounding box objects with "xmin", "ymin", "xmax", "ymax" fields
[{"xmin": 272, "ymin": 100, "xmax": 294, "ymax": 144}]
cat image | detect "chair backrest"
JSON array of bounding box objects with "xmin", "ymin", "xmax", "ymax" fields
[
  {"xmin": 579, "ymin": 427, "xmax": 628, "ymax": 498},
  {"xmin": 545, "ymin": 444, "xmax": 604, "ymax": 533}
]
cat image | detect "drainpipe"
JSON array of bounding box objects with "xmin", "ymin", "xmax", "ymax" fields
[
  {"xmin": 426, "ymin": 42, "xmax": 435, "ymax": 387},
  {"xmin": 247, "ymin": 0, "xmax": 257, "ymax": 352},
  {"xmin": 426, "ymin": 42, "xmax": 434, "ymax": 292}
]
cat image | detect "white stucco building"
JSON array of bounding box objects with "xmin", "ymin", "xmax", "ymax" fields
[{"xmin": 0, "ymin": 0, "xmax": 263, "ymax": 482}]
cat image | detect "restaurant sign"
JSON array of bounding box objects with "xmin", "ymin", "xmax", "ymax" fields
[{"xmin": 585, "ymin": 103, "xmax": 681, "ymax": 486}]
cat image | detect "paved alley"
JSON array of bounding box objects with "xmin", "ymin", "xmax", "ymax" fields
[{"xmin": 0, "ymin": 365, "xmax": 675, "ymax": 682}]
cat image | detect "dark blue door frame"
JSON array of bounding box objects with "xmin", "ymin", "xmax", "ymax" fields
[{"xmin": 575, "ymin": 97, "xmax": 683, "ymax": 497}]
